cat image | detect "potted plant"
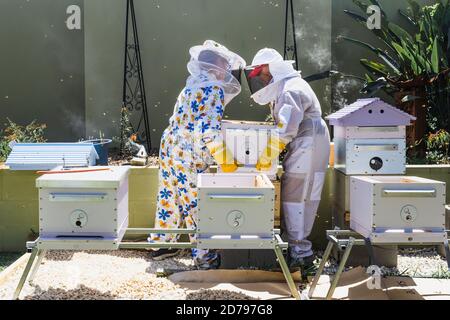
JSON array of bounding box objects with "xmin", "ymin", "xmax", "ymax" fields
[{"xmin": 79, "ymin": 131, "xmax": 112, "ymax": 166}]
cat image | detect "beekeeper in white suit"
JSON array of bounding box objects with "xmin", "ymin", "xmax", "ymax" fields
[{"xmin": 246, "ymin": 48, "xmax": 330, "ymax": 268}]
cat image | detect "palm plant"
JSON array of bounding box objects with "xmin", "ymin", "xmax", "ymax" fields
[{"xmin": 341, "ymin": 0, "xmax": 450, "ymax": 159}]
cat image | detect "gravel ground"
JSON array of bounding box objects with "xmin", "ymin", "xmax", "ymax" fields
[
  {"xmin": 1, "ymin": 247, "xmax": 449, "ymax": 300},
  {"xmin": 319, "ymin": 247, "xmax": 450, "ymax": 279},
  {"xmin": 0, "ymin": 250, "xmax": 193, "ymax": 300},
  {"xmin": 186, "ymin": 289, "xmax": 258, "ymax": 300},
  {"xmin": 391, "ymin": 248, "xmax": 450, "ymax": 278}
]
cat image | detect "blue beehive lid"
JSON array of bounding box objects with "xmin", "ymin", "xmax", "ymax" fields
[
  {"xmin": 326, "ymin": 98, "xmax": 416, "ymax": 127},
  {"xmin": 5, "ymin": 143, "xmax": 99, "ymax": 170}
]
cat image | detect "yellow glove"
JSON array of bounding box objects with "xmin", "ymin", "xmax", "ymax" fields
[
  {"xmin": 256, "ymin": 137, "xmax": 286, "ymax": 171},
  {"xmin": 206, "ymin": 141, "xmax": 238, "ymax": 173},
  {"xmin": 221, "ymin": 163, "xmax": 238, "ymax": 173},
  {"xmin": 256, "ymin": 162, "xmax": 273, "ymax": 172}
]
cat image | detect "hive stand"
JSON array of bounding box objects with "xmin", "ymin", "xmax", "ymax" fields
[
  {"xmin": 308, "ymin": 229, "xmax": 450, "ymax": 300},
  {"xmin": 13, "ymin": 228, "xmax": 301, "ymax": 300}
]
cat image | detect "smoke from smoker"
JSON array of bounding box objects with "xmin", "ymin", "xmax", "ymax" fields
[
  {"xmin": 295, "ymin": 6, "xmax": 332, "ymax": 72},
  {"xmin": 332, "ymin": 77, "xmax": 361, "ymax": 111},
  {"xmin": 295, "ymin": 25, "xmax": 332, "ymax": 71},
  {"xmin": 61, "ymin": 107, "xmax": 86, "ymax": 140}
]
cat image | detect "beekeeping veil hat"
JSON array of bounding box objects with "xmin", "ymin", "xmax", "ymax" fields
[
  {"xmin": 187, "ymin": 40, "xmax": 246, "ymax": 106},
  {"xmin": 245, "ymin": 48, "xmax": 301, "ymax": 105}
]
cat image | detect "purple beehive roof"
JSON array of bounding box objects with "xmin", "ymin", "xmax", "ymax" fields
[{"xmin": 326, "ymin": 98, "xmax": 416, "ymax": 127}]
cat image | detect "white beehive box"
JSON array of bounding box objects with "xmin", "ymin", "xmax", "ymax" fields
[
  {"xmin": 220, "ymin": 120, "xmax": 278, "ymax": 178},
  {"xmin": 197, "ymin": 173, "xmax": 275, "ymax": 249},
  {"xmin": 326, "ymin": 98, "xmax": 416, "ymax": 175},
  {"xmin": 36, "ymin": 167, "xmax": 130, "ymax": 250},
  {"xmin": 350, "ymin": 176, "xmax": 447, "ymax": 244}
]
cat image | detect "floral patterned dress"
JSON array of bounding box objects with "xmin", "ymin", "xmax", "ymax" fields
[{"xmin": 149, "ymin": 85, "xmax": 225, "ymax": 264}]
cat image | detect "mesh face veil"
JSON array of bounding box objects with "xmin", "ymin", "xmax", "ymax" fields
[
  {"xmin": 187, "ymin": 40, "xmax": 246, "ymax": 106},
  {"xmin": 231, "ymin": 68, "xmax": 243, "ymax": 85}
]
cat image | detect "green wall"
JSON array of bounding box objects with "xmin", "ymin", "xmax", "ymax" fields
[
  {"xmin": 0, "ymin": 0, "xmax": 85, "ymax": 142},
  {"xmin": 0, "ymin": 0, "xmax": 332, "ymax": 145},
  {"xmin": 84, "ymin": 0, "xmax": 332, "ymax": 148},
  {"xmin": 1, "ymin": 0, "xmax": 438, "ymax": 144},
  {"xmin": 0, "ymin": 170, "xmax": 39, "ymax": 252}
]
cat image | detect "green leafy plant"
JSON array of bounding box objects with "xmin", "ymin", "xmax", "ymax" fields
[
  {"xmin": 425, "ymin": 129, "xmax": 450, "ymax": 164},
  {"xmin": 0, "ymin": 253, "xmax": 22, "ymax": 272},
  {"xmin": 0, "ymin": 118, "xmax": 47, "ymax": 161},
  {"xmin": 341, "ymin": 0, "xmax": 450, "ymax": 161},
  {"xmin": 431, "ymin": 264, "xmax": 450, "ymax": 279},
  {"xmin": 115, "ymin": 106, "xmax": 135, "ymax": 158},
  {"xmin": 343, "ymin": 0, "xmax": 449, "ymax": 87}
]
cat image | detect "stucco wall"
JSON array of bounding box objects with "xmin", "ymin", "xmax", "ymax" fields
[
  {"xmin": 1, "ymin": 0, "xmax": 438, "ymax": 144},
  {"xmin": 0, "ymin": 0, "xmax": 85, "ymax": 142}
]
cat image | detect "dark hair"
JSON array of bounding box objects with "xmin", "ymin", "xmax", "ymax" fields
[{"xmin": 198, "ymin": 50, "xmax": 229, "ymax": 68}]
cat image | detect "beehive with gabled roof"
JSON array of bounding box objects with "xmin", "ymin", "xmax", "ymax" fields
[
  {"xmin": 326, "ymin": 98, "xmax": 415, "ymax": 175},
  {"xmin": 326, "ymin": 98, "xmax": 416, "ymax": 127}
]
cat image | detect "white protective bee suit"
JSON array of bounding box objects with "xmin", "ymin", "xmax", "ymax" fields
[{"xmin": 248, "ymin": 49, "xmax": 330, "ymax": 259}]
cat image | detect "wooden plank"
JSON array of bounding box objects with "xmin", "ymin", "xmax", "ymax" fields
[{"xmin": 273, "ymin": 179, "xmax": 281, "ymax": 228}]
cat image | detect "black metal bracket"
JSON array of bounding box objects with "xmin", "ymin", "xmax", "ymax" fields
[
  {"xmin": 121, "ymin": 0, "xmax": 152, "ymax": 154},
  {"xmin": 364, "ymin": 237, "xmax": 376, "ymax": 266},
  {"xmin": 283, "ymin": 0, "xmax": 299, "ymax": 70}
]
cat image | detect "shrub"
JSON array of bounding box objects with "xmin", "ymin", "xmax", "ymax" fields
[{"xmin": 0, "ymin": 118, "xmax": 47, "ymax": 161}]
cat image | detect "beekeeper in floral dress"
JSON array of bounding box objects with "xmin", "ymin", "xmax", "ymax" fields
[{"xmin": 149, "ymin": 40, "xmax": 245, "ymax": 269}]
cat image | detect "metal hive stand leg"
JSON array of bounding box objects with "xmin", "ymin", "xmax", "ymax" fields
[
  {"xmin": 13, "ymin": 247, "xmax": 39, "ymax": 300},
  {"xmin": 326, "ymin": 237, "xmax": 355, "ymax": 300},
  {"xmin": 364, "ymin": 238, "xmax": 377, "ymax": 266},
  {"xmin": 444, "ymin": 238, "xmax": 450, "ymax": 270},
  {"xmin": 274, "ymin": 245, "xmax": 300, "ymax": 300},
  {"xmin": 308, "ymin": 239, "xmax": 334, "ymax": 299},
  {"xmin": 28, "ymin": 249, "xmax": 46, "ymax": 284}
]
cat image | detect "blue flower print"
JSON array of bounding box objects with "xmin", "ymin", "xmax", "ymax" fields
[
  {"xmin": 217, "ymin": 88, "xmax": 225, "ymax": 101},
  {"xmin": 200, "ymin": 122, "xmax": 210, "ymax": 133},
  {"xmin": 179, "ymin": 187, "xmax": 188, "ymax": 194},
  {"xmin": 216, "ymin": 105, "xmax": 224, "ymax": 117},
  {"xmin": 202, "ymin": 86, "xmax": 212, "ymax": 95},
  {"xmin": 158, "ymin": 209, "xmax": 171, "ymax": 221},
  {"xmin": 177, "ymin": 172, "xmax": 187, "ymax": 184},
  {"xmin": 159, "ymin": 188, "xmax": 172, "ymax": 200},
  {"xmin": 191, "ymin": 100, "xmax": 199, "ymax": 113}
]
